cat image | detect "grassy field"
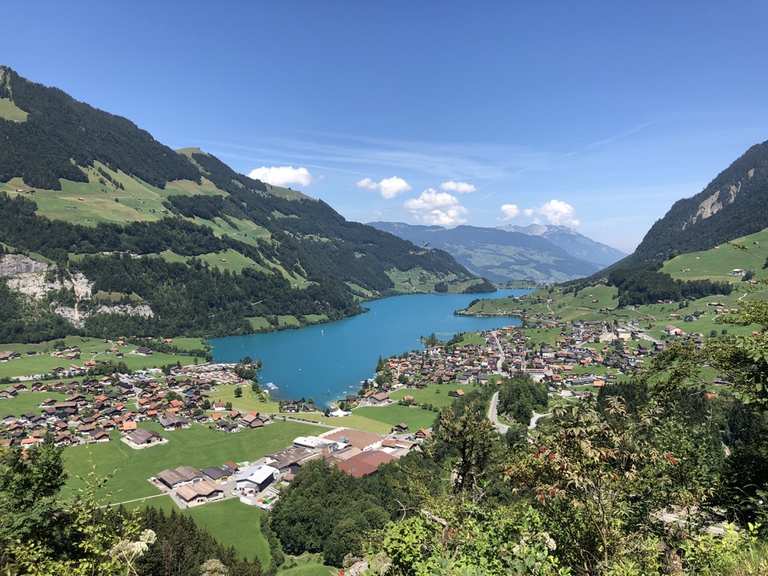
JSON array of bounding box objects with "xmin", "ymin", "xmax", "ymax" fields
[
  {"xmin": 158, "ymin": 249, "xmax": 261, "ymax": 274},
  {"xmin": 390, "ymin": 383, "xmax": 477, "ymax": 409},
  {"xmin": 277, "ymin": 554, "xmax": 334, "ymax": 576},
  {"xmin": 1, "ymin": 162, "xmax": 225, "ymax": 227},
  {"xmin": 0, "ymin": 391, "xmax": 67, "ymax": 418},
  {"xmin": 208, "ymin": 384, "xmax": 399, "ymax": 434},
  {"xmin": 168, "ymin": 337, "xmax": 209, "ymax": 352},
  {"xmin": 63, "ymin": 421, "xmax": 321, "ymax": 502},
  {"xmin": 209, "ymin": 384, "xmax": 281, "ymax": 413},
  {"xmin": 455, "ymin": 332, "xmax": 486, "ymax": 346},
  {"xmin": 0, "ymin": 336, "xmax": 197, "ymax": 380},
  {"xmin": 290, "ymin": 412, "xmax": 392, "ymax": 434},
  {"xmin": 0, "ymin": 97, "xmax": 28, "ymax": 122},
  {"xmin": 245, "ymin": 314, "xmax": 330, "ymax": 333},
  {"xmin": 661, "ymin": 228, "xmax": 768, "ymax": 283},
  {"xmin": 384, "ymin": 267, "xmax": 475, "ymax": 293},
  {"xmin": 523, "ymin": 327, "xmax": 563, "ymax": 346},
  {"xmin": 353, "ymin": 404, "xmax": 438, "ymax": 432},
  {"xmin": 190, "ymin": 215, "xmax": 271, "ymax": 248},
  {"xmin": 459, "ymin": 296, "xmax": 523, "ymax": 316},
  {"xmin": 461, "ymin": 284, "xmax": 618, "ymax": 322},
  {"xmin": 133, "ymin": 497, "xmax": 271, "ymax": 567}
]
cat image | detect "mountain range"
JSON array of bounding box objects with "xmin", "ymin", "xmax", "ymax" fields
[
  {"xmin": 499, "ymin": 224, "xmax": 626, "ymax": 268},
  {"xmin": 630, "ymin": 139, "xmax": 768, "ymax": 265},
  {"xmin": 0, "ymin": 66, "xmax": 490, "ymax": 342},
  {"xmin": 369, "ymin": 222, "xmax": 625, "ymax": 283}
]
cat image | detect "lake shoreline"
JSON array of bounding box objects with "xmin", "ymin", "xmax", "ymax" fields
[{"xmin": 209, "ymin": 289, "xmax": 530, "ymax": 407}]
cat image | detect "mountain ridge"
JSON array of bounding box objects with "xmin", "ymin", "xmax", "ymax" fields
[
  {"xmin": 499, "ymin": 223, "xmax": 626, "ymax": 267},
  {"xmin": 368, "ymin": 221, "xmax": 601, "ymax": 283},
  {"xmin": 0, "ymin": 66, "xmax": 488, "ymax": 342}
]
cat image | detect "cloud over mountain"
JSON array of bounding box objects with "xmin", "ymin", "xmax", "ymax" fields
[
  {"xmin": 356, "ymin": 176, "xmax": 412, "ymax": 199},
  {"xmin": 405, "ymin": 188, "xmax": 467, "ymax": 226},
  {"xmin": 248, "ymin": 166, "xmax": 313, "ymax": 187}
]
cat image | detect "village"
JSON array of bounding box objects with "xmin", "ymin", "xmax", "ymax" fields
[
  {"xmin": 0, "ymin": 315, "xmax": 713, "ymax": 519},
  {"xmin": 0, "ymin": 315, "xmax": 710, "ymax": 453},
  {"xmin": 355, "ymin": 316, "xmax": 709, "ymax": 409}
]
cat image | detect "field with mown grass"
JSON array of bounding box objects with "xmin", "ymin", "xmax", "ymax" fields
[
  {"xmin": 661, "ymin": 228, "xmax": 768, "ymax": 283},
  {"xmin": 131, "ymin": 497, "xmax": 272, "ymax": 567},
  {"xmin": 390, "ymin": 382, "xmax": 477, "ymax": 409},
  {"xmin": 63, "ymin": 421, "xmax": 321, "ymax": 503},
  {"xmin": 353, "ymin": 404, "xmax": 438, "ymax": 432},
  {"xmin": 0, "ymin": 391, "xmax": 67, "ymax": 418}
]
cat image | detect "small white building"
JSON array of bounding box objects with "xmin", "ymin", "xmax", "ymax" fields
[{"xmin": 235, "ymin": 464, "xmax": 279, "ymax": 494}]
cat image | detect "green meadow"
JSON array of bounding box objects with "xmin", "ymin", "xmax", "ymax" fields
[
  {"xmin": 0, "ymin": 391, "xmax": 66, "ymax": 418},
  {"xmin": 0, "ymin": 336, "xmax": 198, "ymax": 380},
  {"xmin": 63, "ymin": 421, "xmax": 321, "ymax": 503},
  {"xmin": 390, "ymin": 382, "xmax": 477, "ymax": 409},
  {"xmin": 353, "ymin": 404, "xmax": 438, "ymax": 432}
]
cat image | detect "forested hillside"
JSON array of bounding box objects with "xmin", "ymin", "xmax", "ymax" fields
[
  {"xmin": 569, "ymin": 140, "xmax": 768, "ymax": 306},
  {"xmin": 0, "ymin": 66, "xmax": 488, "ymax": 342},
  {"xmin": 633, "ymin": 140, "xmax": 768, "ymax": 263}
]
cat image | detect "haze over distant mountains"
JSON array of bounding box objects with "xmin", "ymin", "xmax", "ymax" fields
[
  {"xmin": 499, "ymin": 224, "xmax": 627, "ymax": 268},
  {"xmin": 369, "ymin": 222, "xmax": 625, "ymax": 284}
]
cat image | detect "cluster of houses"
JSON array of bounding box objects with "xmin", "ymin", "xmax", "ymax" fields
[
  {"xmin": 150, "ymin": 426, "xmax": 426, "ymax": 510},
  {"xmin": 0, "ymin": 363, "xmax": 249, "ymax": 450},
  {"xmin": 357, "ymin": 323, "xmax": 671, "ymax": 407}
]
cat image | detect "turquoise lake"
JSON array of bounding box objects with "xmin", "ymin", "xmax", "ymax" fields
[{"xmin": 209, "ymin": 288, "xmax": 529, "ymax": 406}]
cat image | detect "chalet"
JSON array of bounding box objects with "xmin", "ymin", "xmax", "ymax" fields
[
  {"xmin": 125, "ymin": 428, "xmax": 163, "ymax": 447},
  {"xmin": 90, "ymin": 429, "xmax": 110, "ymax": 443},
  {"xmin": 202, "ymin": 466, "xmax": 232, "ymax": 481},
  {"xmin": 241, "ymin": 412, "xmax": 267, "ymax": 428},
  {"xmin": 0, "ymin": 351, "xmax": 21, "ymax": 362},
  {"xmin": 369, "ymin": 392, "xmax": 390, "ymax": 405},
  {"xmin": 158, "ymin": 415, "xmax": 188, "ymax": 430},
  {"xmin": 156, "ymin": 466, "xmax": 203, "ymax": 489},
  {"xmin": 176, "ymin": 479, "xmax": 223, "ymax": 506}
]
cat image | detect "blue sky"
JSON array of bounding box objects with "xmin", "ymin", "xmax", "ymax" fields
[{"xmin": 5, "ymin": 1, "xmax": 768, "ymax": 251}]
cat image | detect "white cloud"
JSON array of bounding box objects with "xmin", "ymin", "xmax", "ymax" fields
[
  {"xmin": 404, "ymin": 188, "xmax": 467, "ymax": 226},
  {"xmin": 248, "ymin": 166, "xmax": 312, "ymax": 187},
  {"xmin": 500, "ymin": 203, "xmax": 520, "ymax": 220},
  {"xmin": 356, "ymin": 175, "xmax": 411, "ymax": 199},
  {"xmin": 356, "ymin": 177, "xmax": 378, "ymax": 190},
  {"xmin": 523, "ymin": 208, "xmax": 535, "ymax": 217},
  {"xmin": 538, "ymin": 199, "xmax": 580, "ymax": 227},
  {"xmin": 440, "ymin": 180, "xmax": 476, "ymax": 194}
]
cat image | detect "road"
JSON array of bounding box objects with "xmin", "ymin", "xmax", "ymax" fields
[
  {"xmin": 491, "ymin": 330, "xmax": 505, "ymax": 374},
  {"xmin": 487, "ymin": 391, "xmax": 509, "ymax": 434},
  {"xmin": 528, "ymin": 411, "xmax": 550, "ymax": 430}
]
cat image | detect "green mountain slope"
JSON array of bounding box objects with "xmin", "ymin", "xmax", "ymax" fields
[
  {"xmin": 633, "ymin": 139, "xmax": 768, "ymax": 264},
  {"xmin": 0, "ymin": 66, "xmax": 486, "ymax": 342},
  {"xmin": 369, "ymin": 222, "xmax": 599, "ymax": 283},
  {"xmin": 573, "ymin": 140, "xmax": 768, "ymax": 307}
]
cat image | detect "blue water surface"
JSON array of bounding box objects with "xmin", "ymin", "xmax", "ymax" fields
[{"xmin": 209, "ymin": 289, "xmax": 529, "ymax": 406}]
